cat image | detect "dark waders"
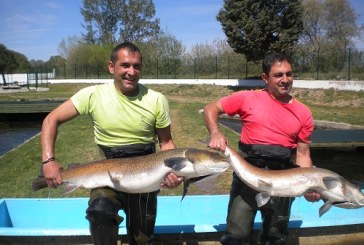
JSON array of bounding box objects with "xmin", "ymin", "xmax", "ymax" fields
[
  {"xmin": 221, "ymin": 143, "xmax": 298, "ymax": 245},
  {"xmin": 86, "ymin": 143, "xmax": 157, "ymax": 245}
]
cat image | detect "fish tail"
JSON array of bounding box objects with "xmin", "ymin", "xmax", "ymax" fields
[{"xmin": 32, "ymin": 176, "xmax": 48, "ymax": 191}]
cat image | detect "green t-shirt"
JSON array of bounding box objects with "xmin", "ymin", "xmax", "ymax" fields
[{"xmin": 71, "ymin": 82, "xmax": 171, "ymax": 146}]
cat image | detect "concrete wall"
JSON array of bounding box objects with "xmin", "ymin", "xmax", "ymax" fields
[
  {"xmin": 49, "ymin": 78, "xmax": 364, "ymax": 91},
  {"xmin": 3, "ymin": 74, "xmax": 364, "ymax": 91},
  {"xmin": 2, "ymin": 72, "xmax": 55, "ymax": 84}
]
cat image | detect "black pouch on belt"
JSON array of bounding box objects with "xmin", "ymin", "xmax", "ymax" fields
[
  {"xmin": 238, "ymin": 142, "xmax": 298, "ymax": 170},
  {"xmin": 98, "ymin": 143, "xmax": 156, "ymax": 159}
]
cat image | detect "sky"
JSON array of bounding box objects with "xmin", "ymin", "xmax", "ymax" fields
[{"xmin": 0, "ymin": 0, "xmax": 363, "ymax": 61}]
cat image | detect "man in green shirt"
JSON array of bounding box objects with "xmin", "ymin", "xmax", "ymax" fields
[{"xmin": 40, "ymin": 42, "xmax": 182, "ymax": 245}]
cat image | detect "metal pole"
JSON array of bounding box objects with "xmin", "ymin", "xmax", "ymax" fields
[
  {"xmin": 74, "ymin": 64, "xmax": 77, "ymax": 79},
  {"xmin": 215, "ymin": 56, "xmax": 218, "ymax": 79},
  {"xmin": 157, "ymin": 59, "xmax": 159, "ymax": 79},
  {"xmin": 245, "ymin": 61, "xmax": 248, "ymax": 79},
  {"xmin": 174, "ymin": 59, "xmax": 177, "ymax": 79},
  {"xmin": 316, "ymin": 48, "xmax": 320, "ymax": 80},
  {"xmin": 64, "ymin": 63, "xmax": 66, "ymax": 79},
  {"xmin": 228, "ymin": 56, "xmax": 230, "ymax": 79},
  {"xmin": 348, "ymin": 47, "xmax": 351, "ymax": 81}
]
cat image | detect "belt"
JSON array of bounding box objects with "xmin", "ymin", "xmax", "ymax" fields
[
  {"xmin": 98, "ymin": 143, "xmax": 156, "ymax": 159},
  {"xmin": 238, "ymin": 142, "xmax": 298, "ymax": 170}
]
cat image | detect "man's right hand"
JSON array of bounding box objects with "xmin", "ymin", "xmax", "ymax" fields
[
  {"xmin": 208, "ymin": 131, "xmax": 228, "ymax": 152},
  {"xmin": 43, "ymin": 161, "xmax": 62, "ymax": 188}
]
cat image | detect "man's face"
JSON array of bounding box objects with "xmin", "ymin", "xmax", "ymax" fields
[
  {"xmin": 262, "ymin": 60, "xmax": 293, "ymax": 101},
  {"xmin": 108, "ymin": 48, "xmax": 142, "ymax": 96}
]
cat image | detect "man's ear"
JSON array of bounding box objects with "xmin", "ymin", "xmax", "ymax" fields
[
  {"xmin": 108, "ymin": 61, "xmax": 114, "ymax": 74},
  {"xmin": 261, "ymin": 72, "xmax": 268, "ymax": 85}
]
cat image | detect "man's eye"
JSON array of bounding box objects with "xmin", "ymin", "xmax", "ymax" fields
[{"xmin": 274, "ymin": 72, "xmax": 292, "ymax": 78}]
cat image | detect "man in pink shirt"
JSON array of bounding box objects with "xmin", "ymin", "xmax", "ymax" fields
[{"xmin": 204, "ymin": 53, "xmax": 321, "ymax": 245}]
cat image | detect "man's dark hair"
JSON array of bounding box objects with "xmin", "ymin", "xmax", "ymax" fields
[
  {"xmin": 262, "ymin": 53, "xmax": 293, "ymax": 75},
  {"xmin": 110, "ymin": 42, "xmax": 142, "ymax": 63}
]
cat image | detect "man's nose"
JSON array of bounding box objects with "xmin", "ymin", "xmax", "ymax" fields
[{"xmin": 127, "ymin": 66, "xmax": 136, "ymax": 75}]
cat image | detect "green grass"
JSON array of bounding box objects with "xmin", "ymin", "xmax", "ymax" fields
[{"xmin": 0, "ymin": 84, "xmax": 363, "ymax": 198}]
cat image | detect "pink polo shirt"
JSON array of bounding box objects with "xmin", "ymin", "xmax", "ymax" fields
[{"xmin": 220, "ymin": 89, "xmax": 313, "ymax": 149}]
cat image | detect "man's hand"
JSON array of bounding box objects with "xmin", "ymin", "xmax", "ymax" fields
[
  {"xmin": 161, "ymin": 173, "xmax": 183, "ymax": 189},
  {"xmin": 43, "ymin": 161, "xmax": 63, "ymax": 188},
  {"xmin": 304, "ymin": 191, "xmax": 321, "ymax": 202},
  {"xmin": 208, "ymin": 131, "xmax": 228, "ymax": 152}
]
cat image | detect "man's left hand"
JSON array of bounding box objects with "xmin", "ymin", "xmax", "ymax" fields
[{"xmin": 161, "ymin": 173, "xmax": 183, "ymax": 189}]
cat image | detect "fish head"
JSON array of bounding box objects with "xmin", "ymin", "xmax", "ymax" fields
[
  {"xmin": 185, "ymin": 149, "xmax": 230, "ymax": 175},
  {"xmin": 334, "ymin": 180, "xmax": 364, "ymax": 209}
]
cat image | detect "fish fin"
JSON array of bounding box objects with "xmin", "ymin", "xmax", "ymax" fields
[
  {"xmin": 31, "ymin": 176, "xmax": 48, "ymax": 191},
  {"xmin": 193, "ymin": 174, "xmax": 219, "ymax": 184},
  {"xmin": 255, "ymin": 192, "xmax": 271, "ymax": 207},
  {"xmin": 107, "ymin": 171, "xmax": 121, "ymax": 185},
  {"xmin": 319, "ymin": 201, "xmax": 332, "ymax": 217},
  {"xmin": 188, "ymin": 175, "xmax": 213, "ymax": 184},
  {"xmin": 257, "ymin": 179, "xmax": 272, "ymax": 190},
  {"xmin": 181, "ymin": 175, "xmax": 216, "ymax": 201},
  {"xmin": 322, "ymin": 177, "xmax": 341, "ymax": 190},
  {"xmin": 62, "ymin": 183, "xmax": 80, "ymax": 194},
  {"xmin": 181, "ymin": 179, "xmax": 190, "ymax": 201},
  {"xmin": 164, "ymin": 157, "xmax": 187, "ymax": 171}
]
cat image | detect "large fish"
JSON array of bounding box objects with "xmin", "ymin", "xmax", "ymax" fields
[
  {"xmin": 32, "ymin": 148, "xmax": 230, "ymax": 199},
  {"xmin": 224, "ymin": 145, "xmax": 364, "ymax": 217}
]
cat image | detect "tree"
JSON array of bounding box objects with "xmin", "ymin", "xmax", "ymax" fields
[
  {"xmin": 322, "ymin": 0, "xmax": 358, "ymax": 49},
  {"xmin": 119, "ymin": 0, "xmax": 161, "ymax": 42},
  {"xmin": 301, "ymin": 0, "xmax": 359, "ymax": 50},
  {"xmin": 81, "ymin": 0, "xmax": 120, "ymax": 44},
  {"xmin": 217, "ymin": 0, "xmax": 304, "ymax": 62},
  {"xmin": 12, "ymin": 52, "xmax": 29, "ymax": 72},
  {"xmin": 80, "ymin": 0, "xmax": 161, "ymax": 45},
  {"xmin": 299, "ymin": 0, "xmax": 360, "ymax": 74},
  {"xmin": 300, "ymin": 0, "xmax": 325, "ymax": 51},
  {"xmin": 58, "ymin": 36, "xmax": 82, "ymax": 59},
  {"xmin": 0, "ymin": 44, "xmax": 19, "ymax": 85}
]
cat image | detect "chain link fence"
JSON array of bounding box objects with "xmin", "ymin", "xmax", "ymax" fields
[{"xmin": 26, "ymin": 47, "xmax": 364, "ymax": 82}]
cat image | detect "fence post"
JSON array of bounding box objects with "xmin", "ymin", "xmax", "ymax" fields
[
  {"xmin": 157, "ymin": 59, "xmax": 159, "ymax": 79},
  {"xmin": 26, "ymin": 68, "xmax": 30, "ymax": 89},
  {"xmin": 215, "ymin": 56, "xmax": 218, "ymax": 79},
  {"xmin": 348, "ymin": 47, "xmax": 351, "ymax": 81},
  {"xmin": 174, "ymin": 59, "xmax": 177, "ymax": 79},
  {"xmin": 193, "ymin": 58, "xmax": 196, "ymax": 79},
  {"xmin": 74, "ymin": 64, "xmax": 77, "ymax": 79},
  {"xmin": 227, "ymin": 56, "xmax": 230, "ymax": 79},
  {"xmin": 64, "ymin": 63, "xmax": 66, "ymax": 79},
  {"xmin": 316, "ymin": 48, "xmax": 320, "ymax": 80},
  {"xmin": 245, "ymin": 61, "xmax": 248, "ymax": 79},
  {"xmin": 35, "ymin": 67, "xmax": 38, "ymax": 89}
]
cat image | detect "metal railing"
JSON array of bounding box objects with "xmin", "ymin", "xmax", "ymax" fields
[{"xmin": 23, "ymin": 47, "xmax": 364, "ymax": 82}]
